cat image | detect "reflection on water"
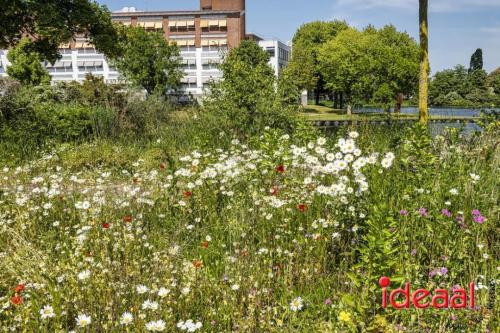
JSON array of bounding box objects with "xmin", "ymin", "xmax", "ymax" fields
[
  {"xmin": 428, "ymin": 122, "xmax": 482, "ymax": 136},
  {"xmin": 354, "ymin": 107, "xmax": 497, "ymax": 117},
  {"xmin": 321, "ymin": 120, "xmax": 482, "ymax": 137}
]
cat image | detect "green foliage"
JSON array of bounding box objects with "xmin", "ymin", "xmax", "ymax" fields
[
  {"xmin": 0, "ymin": 81, "xmax": 180, "ymax": 159},
  {"xmin": 113, "ymin": 26, "xmax": 183, "ymax": 95},
  {"xmin": 318, "ymin": 25, "xmax": 419, "ymax": 110},
  {"xmin": 203, "ymin": 40, "xmax": 300, "ymax": 137},
  {"xmin": 429, "ymin": 65, "xmax": 497, "ymax": 107},
  {"xmin": 469, "ymin": 48, "xmax": 483, "ymax": 72},
  {"xmin": 6, "ymin": 38, "xmax": 51, "ymax": 86},
  {"xmin": 287, "ymin": 20, "xmax": 349, "ymax": 102},
  {"xmin": 0, "ymin": 0, "xmax": 120, "ymax": 63}
]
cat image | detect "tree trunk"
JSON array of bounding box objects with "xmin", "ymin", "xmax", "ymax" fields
[
  {"xmin": 315, "ymin": 89, "xmax": 320, "ymax": 105},
  {"xmin": 346, "ymin": 104, "xmax": 352, "ymax": 115},
  {"xmin": 395, "ymin": 93, "xmax": 404, "ymax": 113},
  {"xmin": 419, "ymin": 0, "xmax": 429, "ymax": 124},
  {"xmin": 334, "ymin": 92, "xmax": 338, "ymax": 109},
  {"xmin": 339, "ymin": 92, "xmax": 344, "ymax": 109}
]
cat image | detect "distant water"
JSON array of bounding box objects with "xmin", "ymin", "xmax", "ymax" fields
[
  {"xmin": 353, "ymin": 107, "xmax": 496, "ymax": 135},
  {"xmin": 353, "ymin": 107, "xmax": 490, "ymax": 117}
]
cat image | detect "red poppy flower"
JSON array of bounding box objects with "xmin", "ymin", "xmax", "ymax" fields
[
  {"xmin": 160, "ymin": 163, "xmax": 166, "ymax": 170},
  {"xmin": 14, "ymin": 284, "xmax": 25, "ymax": 293},
  {"xmin": 201, "ymin": 241, "xmax": 209, "ymax": 249},
  {"xmin": 183, "ymin": 191, "xmax": 192, "ymax": 198},
  {"xmin": 122, "ymin": 216, "xmax": 133, "ymax": 223},
  {"xmin": 297, "ymin": 204, "xmax": 308, "ymax": 212},
  {"xmin": 270, "ymin": 187, "xmax": 278, "ymax": 196},
  {"xmin": 275, "ymin": 165, "xmax": 285, "ymax": 174},
  {"xmin": 102, "ymin": 222, "xmax": 110, "ymax": 229},
  {"xmin": 192, "ymin": 260, "xmax": 203, "ymax": 269},
  {"xmin": 11, "ymin": 296, "xmax": 22, "ymax": 305}
]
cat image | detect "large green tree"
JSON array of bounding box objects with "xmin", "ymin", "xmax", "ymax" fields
[
  {"xmin": 318, "ymin": 28, "xmax": 372, "ymax": 114},
  {"xmin": 419, "ymin": 0, "xmax": 429, "ymax": 123},
  {"xmin": 6, "ymin": 38, "xmax": 51, "ymax": 86},
  {"xmin": 0, "ymin": 0, "xmax": 119, "ymax": 63},
  {"xmin": 204, "ymin": 40, "xmax": 297, "ymax": 136},
  {"xmin": 287, "ymin": 20, "xmax": 349, "ymax": 105},
  {"xmin": 113, "ymin": 27, "xmax": 183, "ymax": 96},
  {"xmin": 318, "ymin": 26, "xmax": 419, "ymax": 114}
]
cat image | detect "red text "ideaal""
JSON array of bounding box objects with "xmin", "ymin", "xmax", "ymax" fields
[{"xmin": 379, "ymin": 276, "xmax": 475, "ymax": 309}]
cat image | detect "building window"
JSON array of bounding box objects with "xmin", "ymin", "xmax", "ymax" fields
[
  {"xmin": 137, "ymin": 21, "xmax": 163, "ymax": 32},
  {"xmin": 46, "ymin": 62, "xmax": 74, "ymax": 73},
  {"xmin": 180, "ymin": 45, "xmax": 196, "ymax": 52},
  {"xmin": 182, "ymin": 59, "xmax": 197, "ymax": 70},
  {"xmin": 169, "ymin": 20, "xmax": 195, "ymax": 32},
  {"xmin": 181, "ymin": 77, "xmax": 197, "ymax": 89},
  {"xmin": 201, "ymin": 39, "xmax": 228, "ymax": 52},
  {"xmin": 266, "ymin": 47, "xmax": 275, "ymax": 58},
  {"xmin": 202, "ymin": 59, "xmax": 219, "ymax": 70},
  {"xmin": 78, "ymin": 61, "xmax": 104, "ymax": 72},
  {"xmin": 77, "ymin": 47, "xmax": 96, "ymax": 54},
  {"xmin": 200, "ymin": 19, "xmax": 227, "ymax": 32}
]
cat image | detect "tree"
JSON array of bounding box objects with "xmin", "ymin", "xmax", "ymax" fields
[
  {"xmin": 287, "ymin": 20, "xmax": 349, "ymax": 105},
  {"xmin": 318, "ymin": 26, "xmax": 419, "ymax": 114},
  {"xmin": 370, "ymin": 25, "xmax": 420, "ymax": 112},
  {"xmin": 429, "ymin": 65, "xmax": 469, "ymax": 106},
  {"xmin": 6, "ymin": 38, "xmax": 51, "ymax": 86},
  {"xmin": 318, "ymin": 28, "xmax": 373, "ymax": 114},
  {"xmin": 204, "ymin": 40, "xmax": 297, "ymax": 136},
  {"xmin": 0, "ymin": 0, "xmax": 119, "ymax": 63},
  {"xmin": 419, "ymin": 0, "xmax": 430, "ymax": 124},
  {"xmin": 113, "ymin": 27, "xmax": 183, "ymax": 96},
  {"xmin": 469, "ymin": 48, "xmax": 483, "ymax": 72},
  {"xmin": 487, "ymin": 68, "xmax": 500, "ymax": 95},
  {"xmin": 429, "ymin": 65, "xmax": 494, "ymax": 107}
]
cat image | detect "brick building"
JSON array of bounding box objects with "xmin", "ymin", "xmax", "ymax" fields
[{"xmin": 0, "ymin": 0, "xmax": 290, "ymax": 98}]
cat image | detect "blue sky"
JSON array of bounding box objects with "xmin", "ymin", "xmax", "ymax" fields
[{"xmin": 98, "ymin": 0, "xmax": 500, "ymax": 73}]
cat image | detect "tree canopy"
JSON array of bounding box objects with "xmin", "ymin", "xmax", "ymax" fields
[
  {"xmin": 204, "ymin": 40, "xmax": 298, "ymax": 136},
  {"xmin": 318, "ymin": 25, "xmax": 419, "ymax": 113},
  {"xmin": 6, "ymin": 38, "xmax": 51, "ymax": 86},
  {"xmin": 0, "ymin": 0, "xmax": 119, "ymax": 63},
  {"xmin": 429, "ymin": 65, "xmax": 498, "ymax": 107},
  {"xmin": 286, "ymin": 20, "xmax": 349, "ymax": 103},
  {"xmin": 113, "ymin": 27, "xmax": 183, "ymax": 96}
]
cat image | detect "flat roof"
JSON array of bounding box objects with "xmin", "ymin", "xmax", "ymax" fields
[{"xmin": 111, "ymin": 10, "xmax": 240, "ymax": 17}]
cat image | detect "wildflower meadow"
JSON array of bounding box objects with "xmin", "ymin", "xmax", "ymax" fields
[{"xmin": 0, "ymin": 121, "xmax": 498, "ymax": 332}]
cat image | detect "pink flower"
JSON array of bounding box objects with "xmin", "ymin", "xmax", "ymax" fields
[
  {"xmin": 418, "ymin": 208, "xmax": 428, "ymax": 217},
  {"xmin": 473, "ymin": 215, "xmax": 486, "ymax": 224},
  {"xmin": 399, "ymin": 209, "xmax": 408, "ymax": 216},
  {"xmin": 441, "ymin": 209, "xmax": 452, "ymax": 217}
]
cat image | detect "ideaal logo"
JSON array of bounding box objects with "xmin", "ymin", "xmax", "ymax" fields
[{"xmin": 379, "ymin": 276, "xmax": 475, "ymax": 309}]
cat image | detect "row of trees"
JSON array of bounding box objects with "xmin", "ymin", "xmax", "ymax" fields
[
  {"xmin": 429, "ymin": 50, "xmax": 499, "ymax": 107},
  {"xmin": 286, "ymin": 21, "xmax": 420, "ymax": 114}
]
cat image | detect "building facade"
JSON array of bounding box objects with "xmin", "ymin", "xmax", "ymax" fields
[{"xmin": 0, "ymin": 0, "xmax": 289, "ymax": 97}]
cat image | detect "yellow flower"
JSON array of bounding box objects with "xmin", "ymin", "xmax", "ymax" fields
[{"xmin": 338, "ymin": 311, "xmax": 352, "ymax": 323}]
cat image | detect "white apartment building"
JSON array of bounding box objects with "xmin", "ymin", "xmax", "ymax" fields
[{"xmin": 258, "ymin": 39, "xmax": 291, "ymax": 77}]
